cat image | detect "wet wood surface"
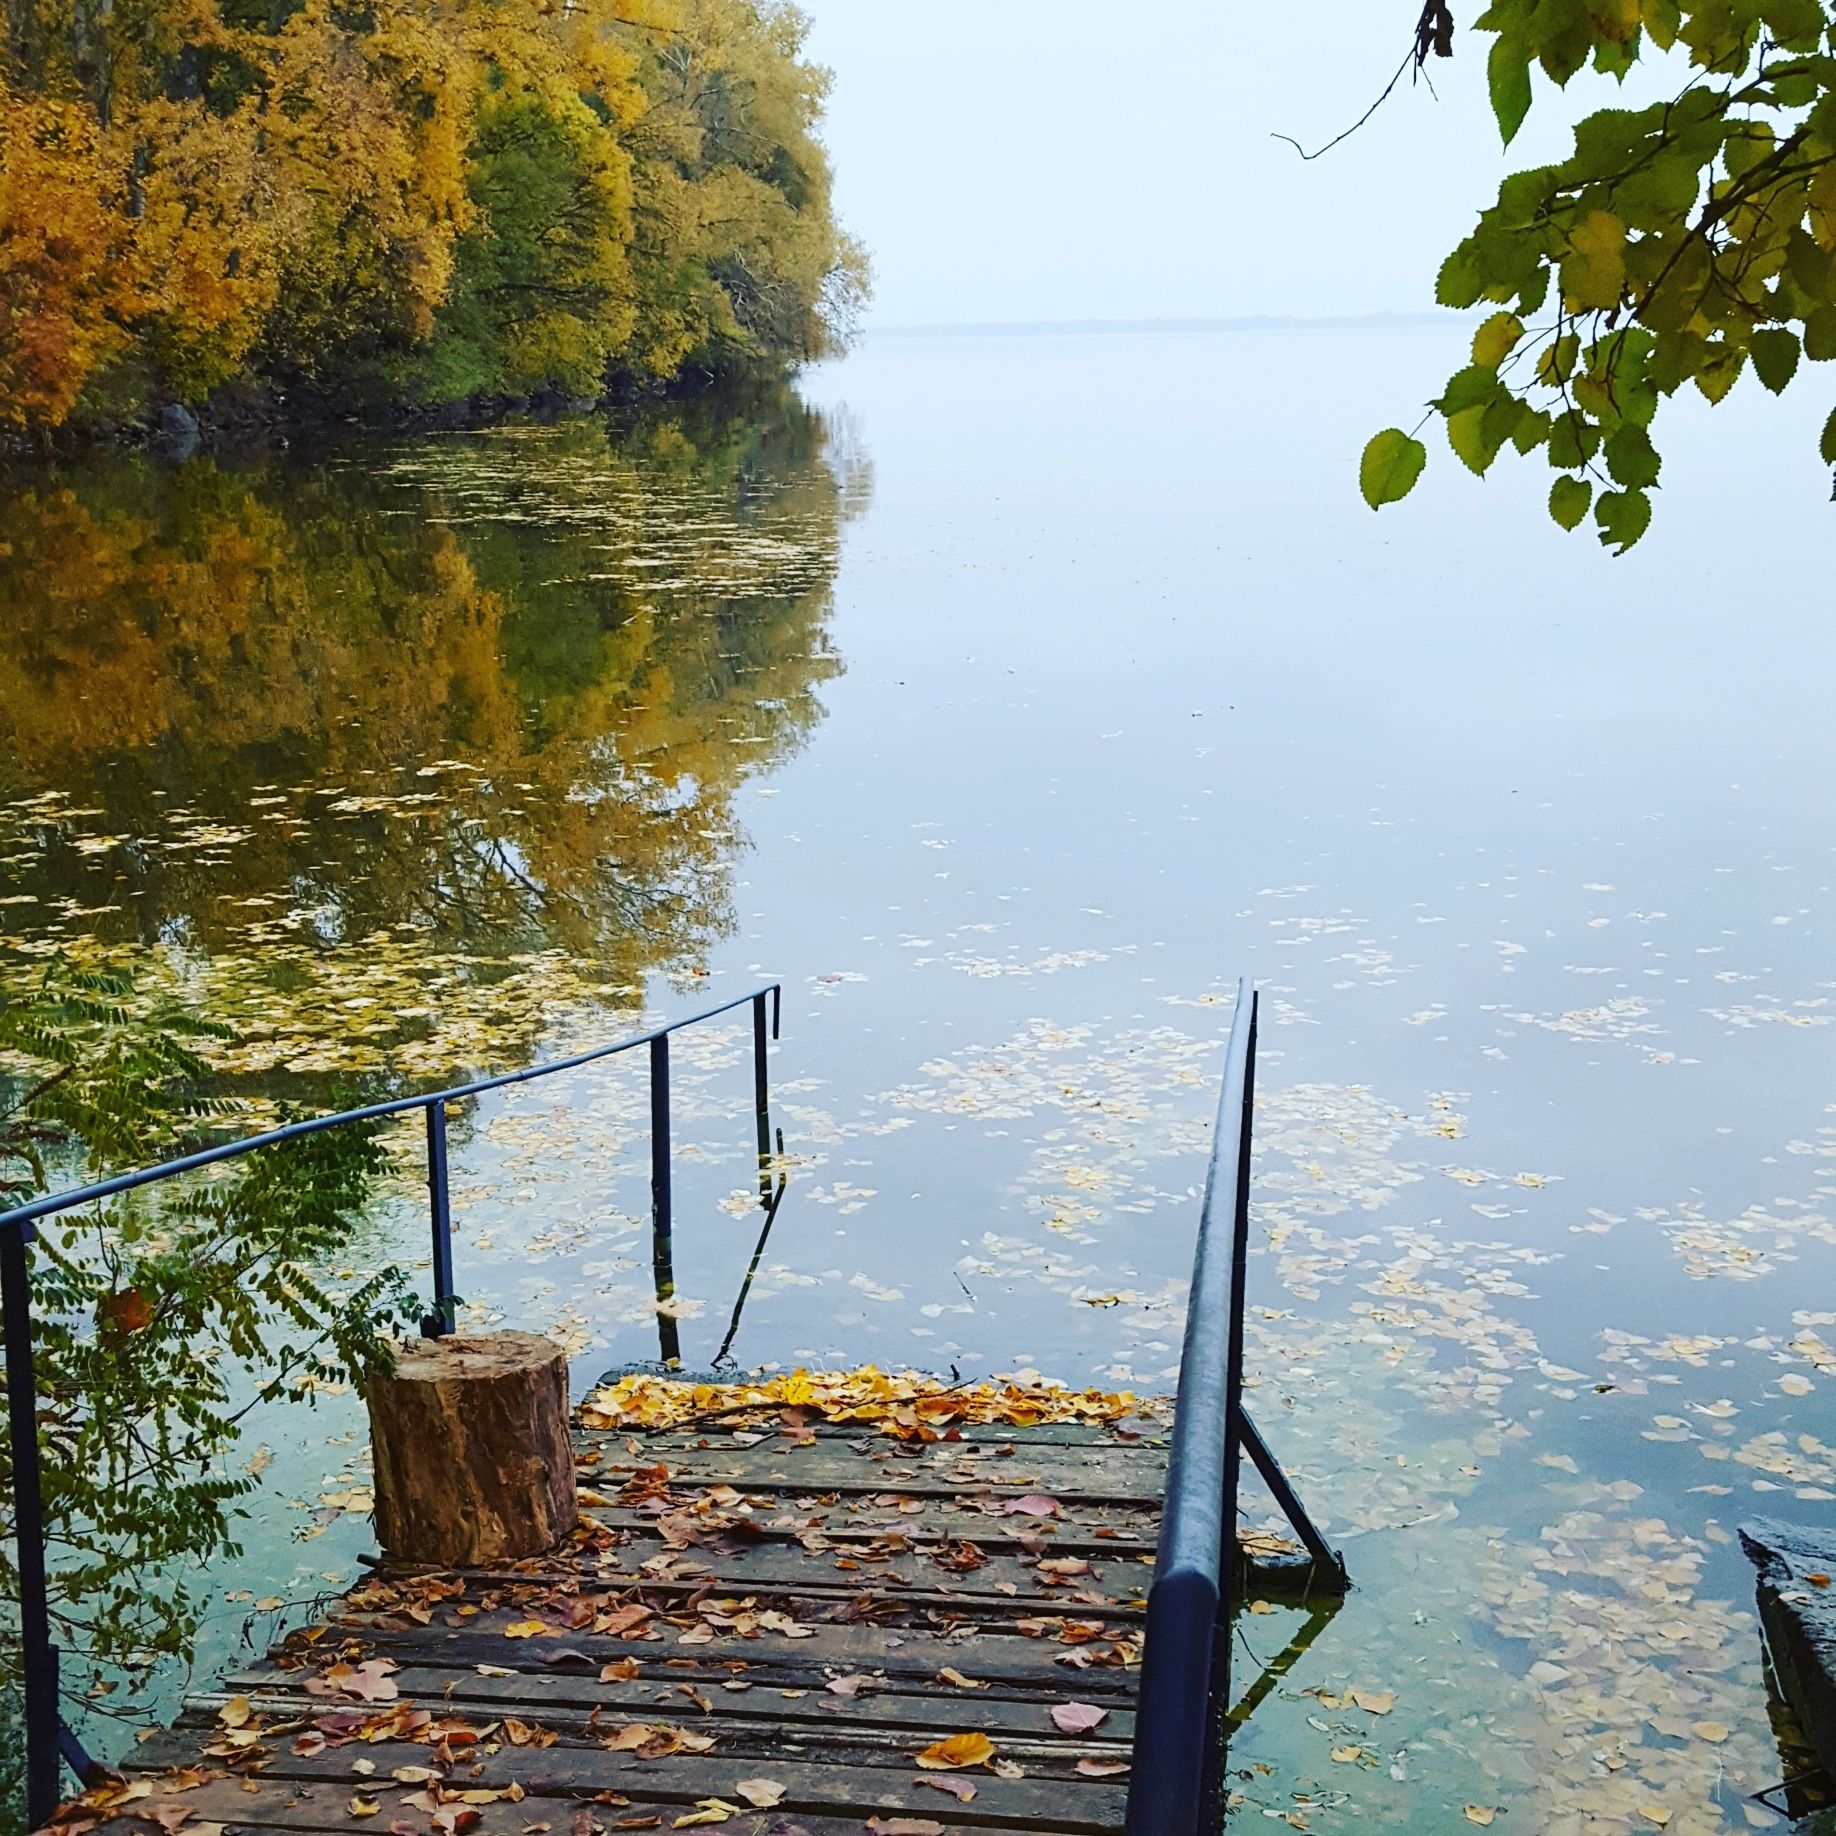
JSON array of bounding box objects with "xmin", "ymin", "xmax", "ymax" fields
[{"xmin": 68, "ymin": 1405, "xmax": 1303, "ymax": 1835}]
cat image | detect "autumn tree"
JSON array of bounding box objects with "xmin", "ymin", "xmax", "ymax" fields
[
  {"xmin": 1361, "ymin": 0, "xmax": 1836, "ymax": 550},
  {"xmin": 0, "ymin": 0, "xmax": 864, "ymax": 430}
]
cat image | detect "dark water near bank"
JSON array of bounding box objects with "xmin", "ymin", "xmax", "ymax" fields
[{"xmin": 4, "ymin": 327, "xmax": 1835, "ymax": 1829}]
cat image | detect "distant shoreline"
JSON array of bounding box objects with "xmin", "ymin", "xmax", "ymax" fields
[{"xmin": 861, "ymin": 312, "xmax": 1464, "ymax": 340}]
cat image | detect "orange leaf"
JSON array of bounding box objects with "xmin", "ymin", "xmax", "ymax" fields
[{"xmin": 914, "ymin": 1732, "xmax": 995, "ymax": 1771}]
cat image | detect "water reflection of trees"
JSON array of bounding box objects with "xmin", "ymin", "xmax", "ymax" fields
[{"xmin": 0, "ymin": 387, "xmax": 859, "ymax": 986}]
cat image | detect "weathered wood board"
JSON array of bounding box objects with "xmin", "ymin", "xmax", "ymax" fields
[{"xmin": 55, "ymin": 1398, "xmax": 1310, "ymax": 1835}]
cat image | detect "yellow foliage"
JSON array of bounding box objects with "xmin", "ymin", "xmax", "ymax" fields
[
  {"xmin": 0, "ymin": 81, "xmax": 132, "ymax": 426},
  {"xmin": 580, "ymin": 1366, "xmax": 1159, "ymax": 1438},
  {"xmin": 0, "ymin": 0, "xmax": 861, "ymax": 427}
]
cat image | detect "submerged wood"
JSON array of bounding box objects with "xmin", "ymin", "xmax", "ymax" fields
[{"xmin": 367, "ymin": 1330, "xmax": 577, "ymax": 1564}]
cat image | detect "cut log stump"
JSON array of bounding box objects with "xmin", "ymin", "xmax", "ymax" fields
[{"xmin": 367, "ymin": 1331, "xmax": 577, "ymax": 1564}]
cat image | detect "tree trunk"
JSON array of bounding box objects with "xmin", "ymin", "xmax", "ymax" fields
[{"xmin": 367, "ymin": 1331, "xmax": 578, "ymax": 1565}]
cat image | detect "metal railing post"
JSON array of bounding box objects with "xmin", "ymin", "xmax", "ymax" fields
[
  {"xmin": 3, "ymin": 1219, "xmax": 63, "ymax": 1829},
  {"xmin": 648, "ymin": 1035, "xmax": 681, "ymax": 1369},
  {"xmin": 421, "ymin": 1102, "xmax": 455, "ymax": 1339},
  {"xmin": 751, "ymin": 992, "xmax": 771, "ymax": 1205}
]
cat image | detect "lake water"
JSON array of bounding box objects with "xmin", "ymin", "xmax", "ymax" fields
[{"xmin": 4, "ymin": 324, "xmax": 1835, "ymax": 1830}]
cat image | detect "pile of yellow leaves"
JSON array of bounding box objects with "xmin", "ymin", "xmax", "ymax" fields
[{"xmin": 580, "ymin": 1366, "xmax": 1159, "ymax": 1438}]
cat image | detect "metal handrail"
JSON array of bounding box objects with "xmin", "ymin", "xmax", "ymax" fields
[
  {"xmin": 1, "ymin": 980, "xmax": 784, "ymax": 1827},
  {"xmin": 1124, "ymin": 977, "xmax": 1258, "ymax": 1835},
  {"xmin": 1123, "ymin": 977, "xmax": 1349, "ymax": 1833}
]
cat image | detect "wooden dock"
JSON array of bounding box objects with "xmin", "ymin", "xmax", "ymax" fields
[{"xmin": 49, "ymin": 1372, "xmax": 1316, "ymax": 1836}]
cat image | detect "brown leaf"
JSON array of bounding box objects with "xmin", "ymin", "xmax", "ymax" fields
[
  {"xmin": 1001, "ymin": 1494, "xmax": 1061, "ymax": 1517},
  {"xmin": 917, "ymin": 1776, "xmax": 976, "ymax": 1802},
  {"xmin": 935, "ymin": 1667, "xmax": 986, "ymax": 1691},
  {"xmin": 732, "ymin": 1781, "xmax": 785, "ymax": 1809},
  {"xmin": 1076, "ymin": 1758, "xmax": 1129, "ymax": 1777},
  {"xmin": 216, "ymin": 1698, "xmax": 253, "ymax": 1729},
  {"xmin": 865, "ymin": 1823, "xmax": 943, "ymax": 1836}
]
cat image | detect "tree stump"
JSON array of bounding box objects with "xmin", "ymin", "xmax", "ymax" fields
[{"xmin": 367, "ymin": 1331, "xmax": 578, "ymax": 1565}]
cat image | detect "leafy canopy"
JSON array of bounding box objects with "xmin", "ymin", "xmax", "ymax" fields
[{"xmin": 1361, "ymin": 0, "xmax": 1836, "ymax": 550}]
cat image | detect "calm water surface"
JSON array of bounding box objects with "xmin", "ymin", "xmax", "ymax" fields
[{"xmin": 4, "ymin": 326, "xmax": 1835, "ymax": 1830}]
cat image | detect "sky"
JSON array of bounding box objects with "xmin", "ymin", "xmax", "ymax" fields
[{"xmin": 796, "ymin": 1, "xmax": 1676, "ymax": 329}]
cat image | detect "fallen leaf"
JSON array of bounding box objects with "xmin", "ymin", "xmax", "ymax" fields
[
  {"xmin": 1076, "ymin": 1758, "xmax": 1129, "ymax": 1778},
  {"xmin": 217, "ymin": 1698, "xmax": 253, "ymax": 1729},
  {"xmin": 915, "ymin": 1731, "xmax": 996, "ymax": 1770},
  {"xmin": 865, "ymin": 1823, "xmax": 942, "ymax": 1836},
  {"xmin": 732, "ymin": 1781, "xmax": 784, "ymax": 1809},
  {"xmin": 1641, "ymin": 1810, "xmax": 1672, "ymax": 1829},
  {"xmin": 935, "ymin": 1668, "xmax": 987, "ymax": 1691},
  {"xmin": 670, "ymin": 1804, "xmax": 736, "ymax": 1828},
  {"xmin": 1002, "ymin": 1495, "xmax": 1061, "ymax": 1518},
  {"xmin": 917, "ymin": 1778, "xmax": 976, "ymax": 1803},
  {"xmin": 348, "ymin": 1798, "xmax": 381, "ymax": 1820},
  {"xmin": 504, "ymin": 1621, "xmax": 548, "ymax": 1639},
  {"xmin": 1464, "ymin": 1810, "xmax": 1496, "ymax": 1828},
  {"xmin": 1691, "ymin": 1721, "xmax": 1730, "ymax": 1743},
  {"xmin": 1349, "ymin": 1687, "xmax": 1396, "ymax": 1715},
  {"xmin": 1049, "ymin": 1702, "xmax": 1109, "ymax": 1734},
  {"xmin": 1330, "ymin": 1746, "xmax": 1362, "ymax": 1764}
]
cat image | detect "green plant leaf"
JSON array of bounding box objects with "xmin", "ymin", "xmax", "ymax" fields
[
  {"xmin": 1360, "ymin": 429, "xmax": 1427, "ymax": 508},
  {"xmin": 1594, "ymin": 486, "xmax": 1652, "ymax": 553},
  {"xmin": 1548, "ymin": 475, "xmax": 1592, "ymax": 529},
  {"xmin": 1471, "ymin": 312, "xmax": 1524, "ymax": 370},
  {"xmin": 1604, "ymin": 423, "xmax": 1661, "ymax": 488},
  {"xmin": 1488, "ymin": 40, "xmax": 1533, "ymax": 144},
  {"xmin": 1749, "ymin": 327, "xmax": 1801, "ymax": 395}
]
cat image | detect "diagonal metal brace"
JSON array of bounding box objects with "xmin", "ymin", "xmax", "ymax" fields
[{"xmin": 1238, "ymin": 1406, "xmax": 1349, "ymax": 1594}]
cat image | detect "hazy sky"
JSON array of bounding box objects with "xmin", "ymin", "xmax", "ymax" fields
[{"xmin": 797, "ymin": 2, "xmax": 1670, "ymax": 328}]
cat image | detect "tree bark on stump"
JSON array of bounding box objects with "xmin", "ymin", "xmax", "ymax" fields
[{"xmin": 367, "ymin": 1331, "xmax": 577, "ymax": 1565}]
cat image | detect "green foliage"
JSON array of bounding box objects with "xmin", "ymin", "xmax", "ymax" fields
[
  {"xmin": 1368, "ymin": 0, "xmax": 1836, "ymax": 549},
  {"xmin": 0, "ymin": 962, "xmax": 415, "ymax": 1744},
  {"xmin": 1360, "ymin": 427, "xmax": 1429, "ymax": 505}
]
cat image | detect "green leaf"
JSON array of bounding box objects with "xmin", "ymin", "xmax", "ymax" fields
[
  {"xmin": 1471, "ymin": 311, "xmax": 1525, "ymax": 370},
  {"xmin": 1694, "ymin": 343, "xmax": 1745, "ymax": 404},
  {"xmin": 1447, "ymin": 406, "xmax": 1492, "ymax": 475},
  {"xmin": 1749, "ymin": 327, "xmax": 1801, "ymax": 394},
  {"xmin": 1820, "ymin": 406, "xmax": 1836, "ymax": 465},
  {"xmin": 1488, "ymin": 40, "xmax": 1533, "ymax": 145},
  {"xmin": 1604, "ymin": 423, "xmax": 1661, "ymax": 488},
  {"xmin": 1807, "ymin": 309, "xmax": 1836, "ymax": 362},
  {"xmin": 1548, "ymin": 475, "xmax": 1592, "ymax": 530},
  {"xmin": 1594, "ymin": 486, "xmax": 1652, "ymax": 553},
  {"xmin": 1436, "ymin": 246, "xmax": 1484, "ymax": 311},
  {"xmin": 1360, "ymin": 429, "xmax": 1427, "ymax": 508}
]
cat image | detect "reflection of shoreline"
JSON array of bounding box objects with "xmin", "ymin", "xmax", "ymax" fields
[{"xmin": 0, "ymin": 383, "xmax": 864, "ymax": 1092}]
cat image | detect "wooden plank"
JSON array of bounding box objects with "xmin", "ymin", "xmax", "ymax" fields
[
  {"xmin": 579, "ymin": 1438, "xmax": 1166, "ymax": 1501},
  {"xmin": 260, "ymin": 1621, "xmax": 1145, "ymax": 1693},
  {"xmin": 195, "ymin": 1667, "xmax": 1141, "ymax": 1742},
  {"xmin": 332, "ymin": 1556, "xmax": 1148, "ymax": 1620},
  {"xmin": 122, "ymin": 1735, "xmax": 1132, "ymax": 1832},
  {"xmin": 69, "ymin": 1387, "xmax": 1163, "ymax": 1836},
  {"xmin": 88, "ymin": 1767, "xmax": 1121, "ymax": 1836}
]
